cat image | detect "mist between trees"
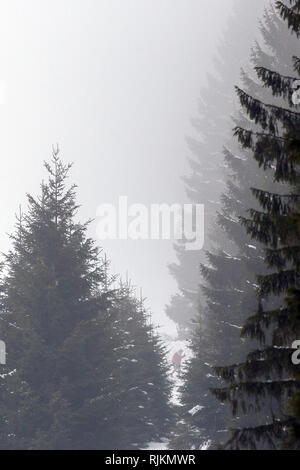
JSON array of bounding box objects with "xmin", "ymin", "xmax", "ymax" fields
[{"xmin": 0, "ymin": 0, "xmax": 300, "ymax": 451}]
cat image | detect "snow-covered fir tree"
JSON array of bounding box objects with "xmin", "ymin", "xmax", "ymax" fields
[
  {"xmin": 171, "ymin": 1, "xmax": 300, "ymax": 450},
  {"xmin": 0, "ymin": 151, "xmax": 172, "ymax": 450},
  {"xmin": 212, "ymin": 0, "xmax": 300, "ymax": 450}
]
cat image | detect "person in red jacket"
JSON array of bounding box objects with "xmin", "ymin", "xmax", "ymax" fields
[{"xmin": 171, "ymin": 349, "xmax": 184, "ymax": 375}]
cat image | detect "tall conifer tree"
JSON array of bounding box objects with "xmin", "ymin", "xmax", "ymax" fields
[
  {"xmin": 0, "ymin": 151, "xmax": 172, "ymax": 449},
  {"xmin": 212, "ymin": 0, "xmax": 300, "ymax": 450},
  {"xmin": 174, "ymin": 2, "xmax": 300, "ymax": 450}
]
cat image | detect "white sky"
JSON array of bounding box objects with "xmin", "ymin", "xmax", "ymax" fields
[{"xmin": 0, "ymin": 0, "xmax": 236, "ymax": 334}]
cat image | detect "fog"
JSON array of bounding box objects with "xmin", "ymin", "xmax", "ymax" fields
[{"xmin": 0, "ymin": 0, "xmax": 236, "ymax": 333}]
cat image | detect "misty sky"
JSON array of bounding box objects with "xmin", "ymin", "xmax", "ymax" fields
[{"xmin": 0, "ymin": 0, "xmax": 237, "ymax": 334}]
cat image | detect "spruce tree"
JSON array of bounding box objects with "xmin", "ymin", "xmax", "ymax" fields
[
  {"xmin": 172, "ymin": 1, "xmax": 300, "ymax": 450},
  {"xmin": 111, "ymin": 282, "xmax": 173, "ymax": 448},
  {"xmin": 0, "ymin": 150, "xmax": 172, "ymax": 449},
  {"xmin": 286, "ymin": 195, "xmax": 300, "ymax": 447},
  {"xmin": 212, "ymin": 0, "xmax": 300, "ymax": 450}
]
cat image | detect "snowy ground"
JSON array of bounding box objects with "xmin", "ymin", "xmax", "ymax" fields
[
  {"xmin": 142, "ymin": 338, "xmax": 193, "ymax": 450},
  {"xmin": 143, "ymin": 439, "xmax": 169, "ymax": 450}
]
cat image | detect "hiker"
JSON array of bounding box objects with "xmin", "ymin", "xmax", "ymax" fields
[{"xmin": 171, "ymin": 349, "xmax": 184, "ymax": 375}]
